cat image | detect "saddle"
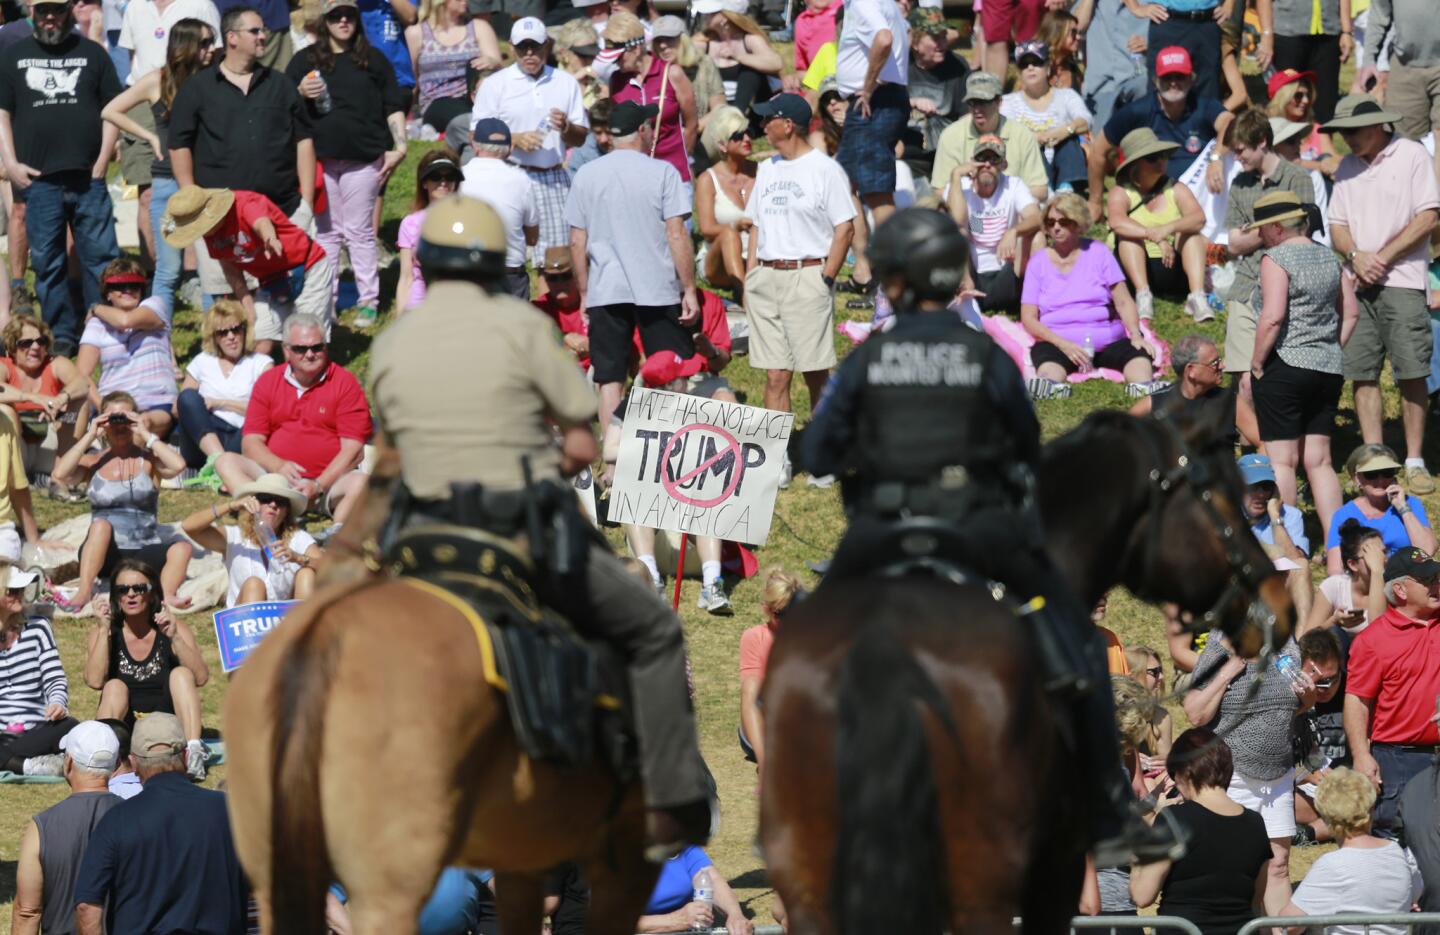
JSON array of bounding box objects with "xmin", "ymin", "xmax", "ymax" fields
[
  {"xmin": 827, "ymin": 515, "xmax": 982, "ymax": 588},
  {"xmin": 383, "ymin": 524, "xmax": 634, "ymax": 775}
]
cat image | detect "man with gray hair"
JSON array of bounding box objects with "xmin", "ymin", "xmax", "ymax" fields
[
  {"xmin": 74, "ymin": 713, "xmax": 247, "ymax": 935},
  {"xmin": 460, "ymin": 117, "xmax": 540, "ymax": 300},
  {"xmin": 215, "ymin": 314, "xmax": 372, "ymax": 525},
  {"xmin": 11, "ymin": 721, "xmax": 122, "ymax": 935},
  {"xmin": 1130, "ymin": 333, "xmax": 1237, "ymax": 442}
]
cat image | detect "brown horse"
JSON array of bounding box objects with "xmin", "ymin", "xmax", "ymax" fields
[
  {"xmin": 223, "ymin": 520, "xmax": 658, "ymax": 935},
  {"xmin": 759, "ymin": 403, "xmax": 1294, "ymax": 935}
]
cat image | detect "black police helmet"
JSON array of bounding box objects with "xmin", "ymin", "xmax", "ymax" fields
[
  {"xmin": 867, "ymin": 208, "xmax": 972, "ymax": 305},
  {"xmin": 415, "ymin": 195, "xmax": 508, "ymax": 281}
]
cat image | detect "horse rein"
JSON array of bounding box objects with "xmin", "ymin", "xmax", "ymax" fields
[{"xmin": 1130, "ymin": 408, "xmax": 1277, "ymax": 650}]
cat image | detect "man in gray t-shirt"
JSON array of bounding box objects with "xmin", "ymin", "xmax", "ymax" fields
[{"xmin": 567, "ymin": 100, "xmax": 699, "ymax": 430}]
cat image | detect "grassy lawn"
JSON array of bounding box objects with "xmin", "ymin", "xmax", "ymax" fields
[{"xmin": 0, "ymin": 102, "xmax": 1412, "ymax": 924}]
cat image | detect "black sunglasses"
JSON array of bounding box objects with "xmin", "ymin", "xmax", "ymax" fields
[
  {"xmin": 254, "ymin": 494, "xmax": 289, "ymax": 507},
  {"xmin": 5, "ymin": 587, "xmax": 23, "ymax": 597},
  {"xmin": 115, "ymin": 582, "xmax": 151, "ymax": 596},
  {"xmin": 14, "ymin": 336, "xmax": 48, "ymax": 349},
  {"xmin": 425, "ymin": 173, "xmax": 462, "ymax": 186},
  {"xmin": 1359, "ymin": 469, "xmax": 1397, "ymax": 481},
  {"xmin": 234, "ymin": 26, "xmax": 265, "ymax": 34},
  {"xmin": 286, "ymin": 342, "xmax": 326, "ymax": 356},
  {"xmin": 515, "ymin": 40, "xmax": 545, "ymax": 54},
  {"xmin": 1145, "ymin": 665, "xmax": 1163, "ymax": 678},
  {"xmin": 325, "ymin": 8, "xmax": 356, "ymax": 20},
  {"xmin": 728, "ymin": 128, "xmax": 748, "ymax": 142},
  {"xmin": 215, "ymin": 324, "xmax": 245, "ymax": 338}
]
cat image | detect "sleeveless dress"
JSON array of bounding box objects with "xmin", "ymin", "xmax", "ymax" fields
[
  {"xmin": 611, "ymin": 55, "xmax": 691, "ymax": 182},
  {"xmin": 108, "ymin": 622, "xmax": 179, "ymax": 718},
  {"xmin": 89, "ymin": 469, "xmax": 160, "ymax": 550},
  {"xmin": 416, "ymin": 20, "xmax": 480, "ymax": 128}
]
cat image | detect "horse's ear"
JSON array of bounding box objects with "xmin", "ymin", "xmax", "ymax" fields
[{"xmin": 1173, "ymin": 385, "xmax": 1238, "ymax": 452}]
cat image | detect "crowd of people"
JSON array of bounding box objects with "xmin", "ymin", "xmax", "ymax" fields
[{"xmin": 0, "ymin": 0, "xmax": 1435, "ymax": 928}]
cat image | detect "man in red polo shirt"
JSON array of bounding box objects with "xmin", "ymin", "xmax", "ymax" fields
[
  {"xmin": 1345, "ymin": 546, "xmax": 1440, "ymax": 837},
  {"xmin": 214, "ymin": 314, "xmax": 372, "ymax": 525}
]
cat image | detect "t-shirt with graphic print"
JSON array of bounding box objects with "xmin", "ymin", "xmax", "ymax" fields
[
  {"xmin": 0, "ymin": 32, "xmax": 120, "ymax": 175},
  {"xmin": 948, "ymin": 173, "xmax": 1036, "ymax": 274}
]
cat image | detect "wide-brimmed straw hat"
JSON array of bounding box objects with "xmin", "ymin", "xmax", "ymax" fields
[
  {"xmin": 161, "ymin": 186, "xmax": 234, "ymax": 249},
  {"xmin": 234, "ymin": 473, "xmax": 308, "ymax": 515},
  {"xmin": 1115, "ymin": 127, "xmax": 1178, "ymax": 174},
  {"xmin": 1319, "ymin": 93, "xmax": 1402, "ymax": 132},
  {"xmin": 1242, "ymin": 190, "xmax": 1311, "ymax": 231}
]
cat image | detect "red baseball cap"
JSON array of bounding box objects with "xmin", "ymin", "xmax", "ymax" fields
[
  {"xmin": 1155, "ymin": 45, "xmax": 1193, "ymax": 78},
  {"xmin": 1267, "ymin": 67, "xmax": 1316, "ymax": 100},
  {"xmin": 639, "ymin": 351, "xmax": 705, "ymax": 388}
]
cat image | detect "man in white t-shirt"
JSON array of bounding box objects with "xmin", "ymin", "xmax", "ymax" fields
[
  {"xmin": 745, "ymin": 94, "xmax": 855, "ymax": 426},
  {"xmin": 460, "ymin": 118, "xmax": 539, "ymax": 300},
  {"xmin": 833, "ymin": 0, "xmax": 908, "ymax": 239},
  {"xmin": 945, "ymin": 133, "xmax": 1038, "ymax": 312}
]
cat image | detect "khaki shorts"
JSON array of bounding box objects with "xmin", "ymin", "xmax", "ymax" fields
[
  {"xmin": 118, "ymin": 102, "xmax": 156, "ymax": 188},
  {"xmin": 1343, "ymin": 285, "xmax": 1431, "ymax": 382},
  {"xmin": 744, "ymin": 264, "xmax": 837, "ymax": 373},
  {"xmin": 1224, "ymin": 298, "xmax": 1257, "ymax": 372}
]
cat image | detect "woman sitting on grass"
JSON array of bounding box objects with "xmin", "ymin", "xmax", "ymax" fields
[
  {"xmin": 180, "ymin": 473, "xmax": 321, "ymax": 607},
  {"xmin": 75, "ymin": 258, "xmax": 178, "ymax": 440},
  {"xmin": 53, "ymin": 392, "xmax": 192, "ymax": 611},
  {"xmin": 0, "ymin": 562, "xmax": 75, "ymax": 775},
  {"xmin": 175, "ymin": 300, "xmax": 273, "ymax": 482},
  {"xmin": 0, "ymin": 314, "xmax": 90, "ymax": 486},
  {"xmin": 83, "ymin": 560, "xmax": 210, "ymax": 780}
]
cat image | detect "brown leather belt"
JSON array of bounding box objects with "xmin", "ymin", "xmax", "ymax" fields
[
  {"xmin": 519, "ymin": 164, "xmax": 563, "ymax": 173},
  {"xmin": 759, "ymin": 258, "xmax": 824, "ymax": 270}
]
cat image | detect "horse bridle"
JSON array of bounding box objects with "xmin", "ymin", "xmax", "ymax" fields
[{"xmin": 1129, "ymin": 408, "xmax": 1277, "ymax": 643}]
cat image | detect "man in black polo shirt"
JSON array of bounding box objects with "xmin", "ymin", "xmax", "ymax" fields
[
  {"xmin": 0, "ymin": 0, "xmax": 120, "ymax": 357},
  {"xmin": 1085, "ymin": 45, "xmax": 1232, "ymax": 224},
  {"xmin": 73, "ymin": 714, "xmax": 247, "ymax": 935},
  {"xmin": 168, "ymin": 4, "xmax": 315, "ymax": 307}
]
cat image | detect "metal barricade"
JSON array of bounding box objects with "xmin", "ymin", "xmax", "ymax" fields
[
  {"xmin": 1238, "ymin": 913, "xmax": 1440, "ymax": 935},
  {"xmin": 1071, "ymin": 915, "xmax": 1205, "ymax": 935}
]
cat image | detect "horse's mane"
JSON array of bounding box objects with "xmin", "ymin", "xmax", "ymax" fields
[{"xmin": 1042, "ymin": 409, "xmax": 1140, "ymax": 466}]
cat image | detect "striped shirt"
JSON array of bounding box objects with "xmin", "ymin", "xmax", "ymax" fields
[
  {"xmin": 0, "ymin": 617, "xmax": 68, "ymax": 729},
  {"xmin": 79, "ymin": 296, "xmax": 178, "ymax": 413}
]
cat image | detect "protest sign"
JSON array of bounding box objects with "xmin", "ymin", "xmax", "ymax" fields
[
  {"xmin": 609, "ymin": 388, "xmax": 794, "ymax": 545},
  {"xmin": 213, "ymin": 600, "xmax": 298, "ymax": 672}
]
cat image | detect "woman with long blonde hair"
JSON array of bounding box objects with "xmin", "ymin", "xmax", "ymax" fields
[{"xmin": 175, "ymin": 300, "xmax": 274, "ymax": 476}]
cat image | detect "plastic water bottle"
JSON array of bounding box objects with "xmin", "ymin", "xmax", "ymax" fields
[
  {"xmin": 1082, "ymin": 333, "xmax": 1094, "ymax": 371},
  {"xmin": 691, "ymin": 869, "xmax": 713, "ymax": 931},
  {"xmin": 254, "ymin": 514, "xmax": 277, "ymax": 562},
  {"xmin": 307, "ymin": 70, "xmax": 332, "ymax": 114},
  {"xmin": 1274, "ymin": 656, "xmax": 1313, "ymax": 692}
]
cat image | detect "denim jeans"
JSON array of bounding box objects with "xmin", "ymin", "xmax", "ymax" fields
[
  {"xmin": 149, "ymin": 176, "xmax": 182, "ymax": 310},
  {"xmin": 1046, "ymin": 135, "xmax": 1088, "ymax": 191},
  {"xmin": 26, "ymin": 172, "xmax": 120, "ymax": 350},
  {"xmin": 176, "ymin": 388, "xmax": 243, "ymax": 469},
  {"xmin": 1372, "ymin": 742, "xmax": 1439, "ymax": 838}
]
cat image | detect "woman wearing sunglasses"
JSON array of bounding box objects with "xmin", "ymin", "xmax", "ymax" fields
[
  {"xmin": 75, "ymin": 257, "xmax": 178, "ymax": 441},
  {"xmin": 0, "ymin": 563, "xmax": 77, "ymax": 776},
  {"xmin": 180, "ymin": 473, "xmax": 322, "ymax": 607},
  {"xmin": 0, "ymin": 313, "xmax": 91, "ymax": 479},
  {"xmin": 394, "ymin": 148, "xmax": 463, "ymax": 314},
  {"xmin": 84, "ymin": 559, "xmax": 210, "ymax": 781},
  {"xmin": 694, "ymin": 106, "xmax": 754, "ymax": 300},
  {"xmin": 1265, "ymin": 68, "xmax": 1341, "ymax": 177},
  {"xmin": 286, "ymin": 0, "xmax": 410, "ymax": 328},
  {"xmin": 175, "ymin": 300, "xmax": 274, "ymax": 481},
  {"xmin": 53, "ymin": 392, "xmax": 193, "ymax": 613},
  {"xmin": 1324, "ymin": 444, "xmax": 1438, "ymax": 575}
]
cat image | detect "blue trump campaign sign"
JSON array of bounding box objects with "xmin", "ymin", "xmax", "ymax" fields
[{"xmin": 213, "ymin": 601, "xmax": 298, "ymax": 672}]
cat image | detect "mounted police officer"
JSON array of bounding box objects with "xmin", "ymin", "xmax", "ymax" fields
[
  {"xmin": 799, "ymin": 207, "xmax": 1181, "ymax": 866},
  {"xmin": 365, "ymin": 195, "xmax": 713, "ymax": 858}
]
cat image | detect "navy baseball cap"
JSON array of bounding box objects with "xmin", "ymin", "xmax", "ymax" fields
[
  {"xmin": 607, "ymin": 101, "xmax": 658, "ymax": 135},
  {"xmin": 753, "ymin": 94, "xmax": 812, "ymax": 127},
  {"xmin": 471, "ymin": 117, "xmax": 512, "ymax": 146}
]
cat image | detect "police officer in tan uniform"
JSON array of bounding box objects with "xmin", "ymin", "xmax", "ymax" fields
[{"xmin": 366, "ymin": 196, "xmax": 713, "ymax": 856}]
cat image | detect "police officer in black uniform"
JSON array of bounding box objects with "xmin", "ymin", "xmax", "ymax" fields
[{"xmin": 800, "ymin": 207, "xmax": 1181, "ymax": 865}]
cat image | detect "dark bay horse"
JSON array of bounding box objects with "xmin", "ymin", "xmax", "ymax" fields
[
  {"xmin": 223, "ymin": 449, "xmax": 658, "ymax": 935},
  {"xmin": 759, "ymin": 403, "xmax": 1294, "ymax": 935}
]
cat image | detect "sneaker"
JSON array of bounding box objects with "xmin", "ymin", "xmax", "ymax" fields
[
  {"xmin": 697, "ymin": 581, "xmax": 733, "ymax": 615},
  {"xmin": 1405, "ymin": 464, "xmax": 1436, "ymax": 495},
  {"xmin": 653, "ymin": 578, "xmax": 666, "ymax": 598},
  {"xmin": 1126, "ymin": 380, "xmax": 1171, "ymax": 399},
  {"xmin": 844, "ymin": 295, "xmax": 875, "ymax": 311},
  {"xmin": 806, "ymin": 474, "xmax": 835, "ymax": 489},
  {"xmin": 176, "ymin": 277, "xmax": 204, "ymax": 311},
  {"xmin": 1027, "ymin": 377, "xmax": 1072, "ymax": 401},
  {"xmin": 22, "ymin": 753, "xmax": 64, "ymax": 777},
  {"xmin": 353, "ymin": 305, "xmax": 379, "ymax": 327},
  {"xmin": 1292, "ymin": 823, "xmax": 1319, "ymax": 847},
  {"xmin": 1185, "ymin": 291, "xmax": 1214, "ymax": 323},
  {"xmin": 186, "ymin": 739, "xmax": 209, "ymax": 782},
  {"xmin": 1135, "ymin": 289, "xmax": 1155, "ymax": 320},
  {"xmin": 779, "ymin": 453, "xmax": 792, "ymax": 490}
]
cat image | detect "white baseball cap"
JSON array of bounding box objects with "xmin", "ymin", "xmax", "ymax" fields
[
  {"xmin": 691, "ymin": 0, "xmax": 724, "ymax": 14},
  {"xmin": 721, "ymin": 0, "xmax": 749, "ymax": 12},
  {"xmin": 60, "ymin": 721, "xmax": 120, "ymax": 771},
  {"xmin": 572, "ymin": 0, "xmax": 607, "ymax": 8},
  {"xmin": 510, "ymin": 16, "xmax": 548, "ymax": 45},
  {"xmin": 5, "ymin": 566, "xmax": 37, "ymax": 589}
]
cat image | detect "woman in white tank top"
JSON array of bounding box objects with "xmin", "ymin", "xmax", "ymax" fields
[{"xmin": 694, "ymin": 106, "xmax": 756, "ymax": 299}]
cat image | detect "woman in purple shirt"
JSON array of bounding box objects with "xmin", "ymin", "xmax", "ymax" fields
[{"xmin": 1020, "ymin": 192, "xmax": 1161, "ymax": 400}]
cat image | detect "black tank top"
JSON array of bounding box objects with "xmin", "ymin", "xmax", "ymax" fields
[
  {"xmin": 108, "ymin": 622, "xmax": 178, "ymax": 717},
  {"xmin": 150, "ymin": 98, "xmax": 172, "ymax": 179}
]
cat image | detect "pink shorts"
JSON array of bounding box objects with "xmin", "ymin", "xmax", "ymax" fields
[{"xmin": 980, "ymin": 0, "xmax": 1045, "ymax": 42}]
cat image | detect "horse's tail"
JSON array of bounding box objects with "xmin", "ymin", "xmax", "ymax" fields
[
  {"xmin": 832, "ymin": 621, "xmax": 957, "ymax": 935},
  {"xmin": 268, "ymin": 599, "xmax": 343, "ymax": 935}
]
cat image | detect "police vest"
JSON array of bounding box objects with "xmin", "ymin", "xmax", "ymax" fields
[{"xmin": 851, "ymin": 317, "xmax": 1019, "ymax": 488}]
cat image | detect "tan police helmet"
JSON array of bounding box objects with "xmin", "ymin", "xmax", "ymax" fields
[{"xmin": 416, "ymin": 195, "xmax": 508, "ymax": 279}]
